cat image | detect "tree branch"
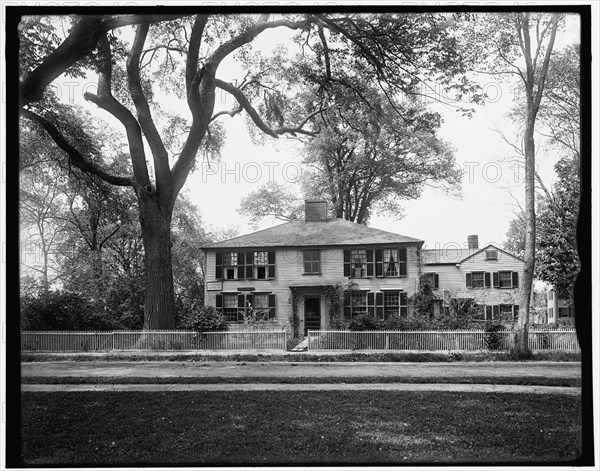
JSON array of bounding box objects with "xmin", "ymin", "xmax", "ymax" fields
[
  {"xmin": 127, "ymin": 23, "xmax": 172, "ymax": 191},
  {"xmin": 21, "ymin": 109, "xmax": 133, "ymax": 187},
  {"xmin": 20, "ymin": 14, "xmax": 187, "ymax": 107},
  {"xmin": 215, "ymin": 79, "xmax": 322, "ymax": 137}
]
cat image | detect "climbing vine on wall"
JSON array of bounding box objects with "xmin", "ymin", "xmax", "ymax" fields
[{"xmin": 288, "ymin": 288, "xmax": 301, "ymax": 338}]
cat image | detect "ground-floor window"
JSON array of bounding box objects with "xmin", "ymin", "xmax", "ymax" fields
[
  {"xmin": 216, "ymin": 292, "xmax": 276, "ymax": 322},
  {"xmin": 351, "ymin": 292, "xmax": 368, "ymax": 317},
  {"xmin": 558, "ymin": 306, "xmax": 575, "ymax": 318},
  {"xmin": 483, "ymin": 304, "xmax": 519, "ymax": 321},
  {"xmin": 222, "ymin": 293, "xmax": 241, "ymax": 322},
  {"xmin": 345, "ymin": 290, "xmax": 407, "ymax": 320}
]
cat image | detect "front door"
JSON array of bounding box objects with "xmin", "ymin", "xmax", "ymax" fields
[{"xmin": 304, "ymin": 297, "xmax": 321, "ymax": 335}]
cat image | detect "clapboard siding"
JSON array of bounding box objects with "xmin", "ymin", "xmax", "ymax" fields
[
  {"xmin": 423, "ymin": 245, "xmax": 524, "ymax": 305},
  {"xmin": 204, "ymin": 245, "xmax": 421, "ymax": 325}
]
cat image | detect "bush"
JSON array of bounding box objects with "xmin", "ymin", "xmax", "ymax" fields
[
  {"xmin": 21, "ymin": 290, "xmax": 113, "ymax": 330},
  {"xmin": 348, "ymin": 314, "xmax": 383, "ymax": 331},
  {"xmin": 181, "ymin": 306, "xmax": 228, "ymax": 333},
  {"xmin": 383, "ymin": 315, "xmax": 435, "ymax": 331},
  {"xmin": 483, "ymin": 321, "xmax": 505, "ymax": 351}
]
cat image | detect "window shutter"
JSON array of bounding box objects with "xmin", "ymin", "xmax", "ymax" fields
[
  {"xmin": 268, "ymin": 294, "xmax": 276, "ymax": 319},
  {"xmin": 247, "ymin": 294, "xmax": 254, "ymax": 310},
  {"xmin": 268, "ymin": 251, "xmax": 275, "ymax": 278},
  {"xmin": 215, "ymin": 294, "xmax": 223, "ymax": 309},
  {"xmin": 485, "ymin": 272, "xmax": 491, "ymax": 288},
  {"xmin": 400, "ymin": 292, "xmax": 408, "ymax": 317},
  {"xmin": 434, "ymin": 273, "xmax": 439, "ymax": 290},
  {"xmin": 367, "ymin": 292, "xmax": 375, "ymax": 317},
  {"xmin": 493, "ymin": 272, "xmax": 500, "ymax": 288},
  {"xmin": 375, "ymin": 249, "xmax": 383, "ymax": 277},
  {"xmin": 215, "ymin": 252, "xmax": 223, "ymax": 279},
  {"xmin": 513, "ymin": 304, "xmax": 519, "ymax": 319},
  {"xmin": 246, "ymin": 265, "xmax": 253, "ymax": 279},
  {"xmin": 466, "ymin": 273, "xmax": 472, "ymax": 288},
  {"xmin": 343, "ymin": 250, "xmax": 351, "ymax": 277},
  {"xmin": 237, "ymin": 252, "xmax": 245, "ymax": 279},
  {"xmin": 343, "ymin": 291, "xmax": 351, "ymax": 319},
  {"xmin": 237, "ymin": 293, "xmax": 245, "ymax": 322},
  {"xmin": 512, "ymin": 272, "xmax": 519, "ymax": 288},
  {"xmin": 492, "ymin": 305, "xmax": 500, "ymax": 319},
  {"xmin": 485, "ymin": 305, "xmax": 492, "ymax": 320},
  {"xmin": 366, "ymin": 250, "xmax": 374, "ymax": 277},
  {"xmin": 375, "ymin": 292, "xmax": 384, "ymax": 319},
  {"xmin": 399, "ymin": 247, "xmax": 407, "ymax": 277}
]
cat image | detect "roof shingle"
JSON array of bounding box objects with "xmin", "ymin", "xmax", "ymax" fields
[{"xmin": 203, "ymin": 218, "xmax": 423, "ymax": 249}]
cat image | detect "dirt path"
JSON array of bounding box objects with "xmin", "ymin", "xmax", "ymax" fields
[{"xmin": 21, "ymin": 360, "xmax": 580, "ymax": 380}]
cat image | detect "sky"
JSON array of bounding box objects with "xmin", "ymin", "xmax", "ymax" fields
[
  {"xmin": 175, "ymin": 13, "xmax": 582, "ymax": 251},
  {"xmin": 16, "ymin": 11, "xmax": 584, "ymax": 254}
]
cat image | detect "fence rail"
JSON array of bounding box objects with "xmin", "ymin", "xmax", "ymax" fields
[
  {"xmin": 21, "ymin": 330, "xmax": 288, "ymax": 352},
  {"xmin": 307, "ymin": 329, "xmax": 580, "ymax": 352}
]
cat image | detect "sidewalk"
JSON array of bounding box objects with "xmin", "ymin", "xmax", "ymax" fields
[{"xmin": 21, "ymin": 382, "xmax": 580, "ymax": 395}]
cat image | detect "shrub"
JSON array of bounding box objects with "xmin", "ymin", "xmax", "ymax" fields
[
  {"xmin": 483, "ymin": 321, "xmax": 505, "ymax": 350},
  {"xmin": 20, "ymin": 290, "xmax": 113, "ymax": 330},
  {"xmin": 181, "ymin": 306, "xmax": 228, "ymax": 333},
  {"xmin": 348, "ymin": 314, "xmax": 383, "ymax": 331},
  {"xmin": 383, "ymin": 315, "xmax": 434, "ymax": 331}
]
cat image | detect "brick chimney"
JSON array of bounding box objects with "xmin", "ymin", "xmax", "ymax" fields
[
  {"xmin": 305, "ymin": 200, "xmax": 328, "ymax": 221},
  {"xmin": 467, "ymin": 234, "xmax": 479, "ymax": 250}
]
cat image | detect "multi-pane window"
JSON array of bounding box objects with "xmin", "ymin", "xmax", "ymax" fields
[
  {"xmin": 222, "ymin": 294, "xmax": 240, "ymax": 322},
  {"xmin": 217, "ymin": 292, "xmax": 276, "ymax": 322},
  {"xmin": 471, "ymin": 272, "xmax": 485, "ymax": 288},
  {"xmin": 351, "ymin": 250, "xmax": 367, "ymax": 278},
  {"xmin": 383, "ymin": 249, "xmax": 398, "ymax": 277},
  {"xmin": 384, "ymin": 291, "xmax": 399, "ymax": 317},
  {"xmin": 351, "ymin": 292, "xmax": 368, "ymax": 316},
  {"xmin": 485, "ymin": 249, "xmax": 498, "ymax": 260},
  {"xmin": 303, "ymin": 250, "xmax": 320, "ymax": 274},
  {"xmin": 215, "ymin": 250, "xmax": 275, "ymax": 280},
  {"xmin": 498, "ymin": 271, "xmax": 512, "ymax": 288},
  {"xmin": 251, "ymin": 293, "xmax": 270, "ymax": 319},
  {"xmin": 422, "ymin": 273, "xmax": 439, "ymax": 289},
  {"xmin": 499, "ymin": 304, "xmax": 514, "ymax": 321},
  {"xmin": 254, "ymin": 251, "xmax": 268, "ymax": 279},
  {"xmin": 223, "ymin": 252, "xmax": 238, "ymax": 280}
]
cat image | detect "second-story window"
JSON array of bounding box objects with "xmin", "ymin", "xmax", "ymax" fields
[
  {"xmin": 467, "ymin": 271, "xmax": 485, "ymax": 288},
  {"xmin": 254, "ymin": 251, "xmax": 268, "ymax": 279},
  {"xmin": 303, "ymin": 250, "xmax": 320, "ymax": 274},
  {"xmin": 498, "ymin": 271, "xmax": 512, "ymax": 288},
  {"xmin": 223, "ymin": 252, "xmax": 238, "ymax": 280},
  {"xmin": 383, "ymin": 249, "xmax": 398, "ymax": 276},
  {"xmin": 351, "ymin": 249, "xmax": 367, "ymax": 278}
]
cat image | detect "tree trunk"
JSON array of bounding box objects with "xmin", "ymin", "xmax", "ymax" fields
[
  {"xmin": 514, "ymin": 113, "xmax": 536, "ymax": 356},
  {"xmin": 138, "ymin": 188, "xmax": 175, "ymax": 330}
]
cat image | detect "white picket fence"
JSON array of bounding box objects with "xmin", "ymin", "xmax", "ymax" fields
[
  {"xmin": 21, "ymin": 330, "xmax": 288, "ymax": 352},
  {"xmin": 307, "ymin": 329, "xmax": 580, "ymax": 352}
]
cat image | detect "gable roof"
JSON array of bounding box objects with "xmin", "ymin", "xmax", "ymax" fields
[
  {"xmin": 203, "ymin": 218, "xmax": 423, "ymax": 249},
  {"xmin": 422, "ymin": 244, "xmax": 524, "ymax": 265}
]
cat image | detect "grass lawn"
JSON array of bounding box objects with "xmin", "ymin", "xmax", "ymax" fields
[
  {"xmin": 21, "ymin": 391, "xmax": 581, "ymax": 465},
  {"xmin": 22, "ymin": 350, "xmax": 581, "ymax": 362}
]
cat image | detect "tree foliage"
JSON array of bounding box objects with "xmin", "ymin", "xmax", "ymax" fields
[{"xmin": 17, "ymin": 12, "xmax": 483, "ymax": 328}]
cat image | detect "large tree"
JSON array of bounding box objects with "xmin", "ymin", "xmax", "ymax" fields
[
  {"xmin": 464, "ymin": 12, "xmax": 560, "ymax": 355},
  {"xmin": 18, "ymin": 12, "xmax": 479, "ymax": 329}
]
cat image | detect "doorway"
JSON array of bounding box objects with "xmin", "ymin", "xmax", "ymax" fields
[{"xmin": 304, "ymin": 296, "xmax": 321, "ymax": 335}]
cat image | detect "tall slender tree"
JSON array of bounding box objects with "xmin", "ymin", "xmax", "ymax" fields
[{"xmin": 463, "ymin": 12, "xmax": 561, "ymax": 355}]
